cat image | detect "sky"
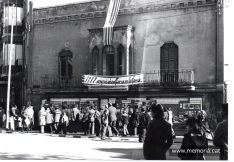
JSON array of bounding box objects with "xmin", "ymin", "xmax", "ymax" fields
[{"xmin": 30, "ymin": 0, "xmax": 100, "ymax": 8}]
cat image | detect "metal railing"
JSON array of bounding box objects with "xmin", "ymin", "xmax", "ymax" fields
[
  {"xmin": 33, "ymin": 69, "xmax": 194, "ymax": 89},
  {"xmin": 0, "ymin": 65, "xmax": 23, "ymax": 77},
  {"xmin": 33, "ymin": 75, "xmax": 84, "ymax": 89},
  {"xmin": 142, "ymin": 70, "xmax": 194, "ymax": 87}
]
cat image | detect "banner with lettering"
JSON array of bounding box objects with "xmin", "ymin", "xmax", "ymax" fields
[{"xmin": 82, "ymin": 74, "xmax": 144, "ymax": 86}]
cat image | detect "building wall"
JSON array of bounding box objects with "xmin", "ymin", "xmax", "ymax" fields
[{"xmin": 30, "ymin": 0, "xmax": 218, "ymax": 88}]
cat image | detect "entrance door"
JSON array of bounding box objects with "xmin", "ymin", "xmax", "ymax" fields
[
  {"xmin": 160, "ymin": 42, "xmax": 178, "ymax": 87},
  {"xmin": 103, "ymin": 45, "xmax": 115, "ymax": 76}
]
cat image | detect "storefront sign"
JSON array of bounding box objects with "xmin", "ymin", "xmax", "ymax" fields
[
  {"xmin": 82, "ymin": 74, "xmax": 144, "ymax": 86},
  {"xmin": 80, "ymin": 98, "xmax": 98, "ymax": 102},
  {"xmin": 50, "ymin": 98, "xmax": 80, "ymax": 102},
  {"xmin": 122, "ymin": 100, "xmax": 131, "ymax": 104}
]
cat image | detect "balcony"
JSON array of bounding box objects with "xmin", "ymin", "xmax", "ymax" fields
[
  {"xmin": 32, "ymin": 75, "xmax": 84, "ymax": 89},
  {"xmin": 0, "ymin": 64, "xmax": 23, "ymax": 79},
  {"xmin": 34, "ymin": 70, "xmax": 194, "ymax": 90},
  {"xmin": 142, "ymin": 69, "xmax": 194, "ymax": 87}
]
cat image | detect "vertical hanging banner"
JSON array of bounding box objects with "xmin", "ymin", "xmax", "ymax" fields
[{"xmin": 103, "ymin": 0, "xmax": 121, "ymax": 45}]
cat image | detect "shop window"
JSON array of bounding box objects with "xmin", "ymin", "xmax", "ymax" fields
[
  {"xmin": 59, "ymin": 49, "xmax": 73, "ymax": 83},
  {"xmin": 92, "ymin": 46, "xmax": 99, "ymax": 75},
  {"xmin": 103, "ymin": 45, "xmax": 115, "ymax": 76},
  {"xmin": 160, "ymin": 42, "xmax": 178, "ymax": 86},
  {"xmin": 117, "ymin": 44, "xmax": 124, "ymax": 75}
]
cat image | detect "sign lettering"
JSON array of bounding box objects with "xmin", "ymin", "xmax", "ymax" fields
[{"xmin": 82, "ymin": 74, "xmax": 144, "ymax": 86}]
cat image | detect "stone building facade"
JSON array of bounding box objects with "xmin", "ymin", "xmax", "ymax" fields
[{"xmin": 0, "ymin": 0, "xmax": 224, "ymax": 127}]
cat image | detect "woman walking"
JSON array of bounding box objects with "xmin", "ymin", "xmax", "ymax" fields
[
  {"xmin": 122, "ymin": 110, "xmax": 129, "ymax": 136},
  {"xmin": 178, "ymin": 117, "xmax": 208, "ymax": 160},
  {"xmin": 38, "ymin": 106, "xmax": 47, "ymax": 133},
  {"xmin": 54, "ymin": 105, "xmax": 62, "ymax": 134},
  {"xmin": 46, "ymin": 107, "xmax": 54, "ymax": 133}
]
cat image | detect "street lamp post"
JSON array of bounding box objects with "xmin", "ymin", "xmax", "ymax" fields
[{"xmin": 6, "ymin": 5, "xmax": 15, "ymax": 129}]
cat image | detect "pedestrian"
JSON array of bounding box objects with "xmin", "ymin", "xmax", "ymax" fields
[
  {"xmin": 94, "ymin": 107, "xmax": 101, "ymax": 137},
  {"xmin": 131, "ymin": 106, "xmax": 139, "ymax": 136},
  {"xmin": 128, "ymin": 106, "xmax": 134, "ymax": 135},
  {"xmin": 178, "ymin": 117, "xmax": 208, "ymax": 160},
  {"xmin": 213, "ymin": 104, "xmax": 228, "ymax": 160},
  {"xmin": 54, "ymin": 105, "xmax": 62, "ymax": 134},
  {"xmin": 61, "ymin": 111, "xmax": 69, "ymax": 135},
  {"xmin": 15, "ymin": 109, "xmax": 23, "ymax": 132},
  {"xmin": 46, "ymin": 107, "xmax": 54, "ymax": 133},
  {"xmin": 38, "ymin": 105, "xmax": 47, "ymax": 133},
  {"xmin": 9, "ymin": 105, "xmax": 18, "ymax": 131},
  {"xmin": 197, "ymin": 110, "xmax": 213, "ymax": 140},
  {"xmin": 108, "ymin": 103, "xmax": 119, "ymax": 136},
  {"xmin": 26, "ymin": 102, "xmax": 34, "ymax": 131},
  {"xmin": 21, "ymin": 106, "xmax": 29, "ymax": 132},
  {"xmin": 138, "ymin": 104, "xmax": 151, "ymax": 142},
  {"xmin": 143, "ymin": 104, "xmax": 173, "ymax": 160},
  {"xmin": 2, "ymin": 109, "xmax": 6, "ymax": 129},
  {"xmin": 88, "ymin": 104, "xmax": 96, "ymax": 135},
  {"xmin": 100, "ymin": 106, "xmax": 109, "ymax": 140},
  {"xmin": 116, "ymin": 108, "xmax": 123, "ymax": 134},
  {"xmin": 122, "ymin": 110, "xmax": 129, "ymax": 136},
  {"xmin": 72, "ymin": 104, "xmax": 80, "ymax": 133},
  {"xmin": 82, "ymin": 108, "xmax": 90, "ymax": 135},
  {"xmin": 168, "ymin": 107, "xmax": 175, "ymax": 138},
  {"xmin": 163, "ymin": 107, "xmax": 169, "ymax": 122}
]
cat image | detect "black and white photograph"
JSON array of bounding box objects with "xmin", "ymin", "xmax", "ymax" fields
[{"xmin": 0, "ymin": 0, "xmax": 231, "ymax": 160}]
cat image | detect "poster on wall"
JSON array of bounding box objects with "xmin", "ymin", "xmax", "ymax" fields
[{"xmin": 100, "ymin": 99, "xmax": 109, "ymax": 109}]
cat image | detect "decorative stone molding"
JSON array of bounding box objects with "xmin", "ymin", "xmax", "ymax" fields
[{"xmin": 33, "ymin": 0, "xmax": 216, "ymax": 25}]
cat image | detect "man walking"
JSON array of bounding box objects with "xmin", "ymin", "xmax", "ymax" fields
[
  {"xmin": 138, "ymin": 102, "xmax": 151, "ymax": 142},
  {"xmin": 213, "ymin": 104, "xmax": 228, "ymax": 160},
  {"xmin": 108, "ymin": 103, "xmax": 119, "ymax": 136},
  {"xmin": 101, "ymin": 107, "xmax": 109, "ymax": 140},
  {"xmin": 88, "ymin": 104, "xmax": 96, "ymax": 135},
  {"xmin": 143, "ymin": 104, "xmax": 173, "ymax": 160}
]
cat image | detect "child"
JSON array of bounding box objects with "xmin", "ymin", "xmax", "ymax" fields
[{"xmin": 15, "ymin": 116, "xmax": 23, "ymax": 132}]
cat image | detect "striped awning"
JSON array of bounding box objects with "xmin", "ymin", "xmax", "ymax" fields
[{"xmin": 103, "ymin": 0, "xmax": 121, "ymax": 45}]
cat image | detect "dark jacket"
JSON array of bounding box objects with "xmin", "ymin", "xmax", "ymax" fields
[
  {"xmin": 143, "ymin": 118, "xmax": 173, "ymax": 160},
  {"xmin": 122, "ymin": 113, "xmax": 129, "ymax": 125},
  {"xmin": 213, "ymin": 119, "xmax": 228, "ymax": 160},
  {"xmin": 129, "ymin": 111, "xmax": 138, "ymax": 128},
  {"xmin": 138, "ymin": 112, "xmax": 151, "ymax": 128},
  {"xmin": 178, "ymin": 130, "xmax": 208, "ymax": 160}
]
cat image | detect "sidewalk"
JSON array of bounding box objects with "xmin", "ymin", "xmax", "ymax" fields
[{"xmin": 0, "ymin": 128, "xmax": 214, "ymax": 146}]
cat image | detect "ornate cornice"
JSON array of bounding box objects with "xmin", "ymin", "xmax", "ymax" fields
[
  {"xmin": 33, "ymin": 0, "xmax": 216, "ymax": 25},
  {"xmin": 88, "ymin": 25, "xmax": 135, "ymax": 34}
]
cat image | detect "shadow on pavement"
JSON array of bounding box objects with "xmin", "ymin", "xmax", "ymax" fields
[
  {"xmin": 96, "ymin": 148, "xmax": 144, "ymax": 160},
  {"xmin": 0, "ymin": 152, "xmax": 85, "ymax": 160}
]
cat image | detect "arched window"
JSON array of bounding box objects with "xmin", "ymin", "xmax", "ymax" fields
[
  {"xmin": 117, "ymin": 44, "xmax": 124, "ymax": 75},
  {"xmin": 103, "ymin": 45, "xmax": 115, "ymax": 76},
  {"xmin": 160, "ymin": 42, "xmax": 178, "ymax": 86},
  {"xmin": 92, "ymin": 46, "xmax": 99, "ymax": 75},
  {"xmin": 59, "ymin": 48, "xmax": 73, "ymax": 82}
]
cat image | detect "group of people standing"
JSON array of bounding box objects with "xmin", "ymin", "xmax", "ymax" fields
[
  {"xmin": 37, "ymin": 101, "xmax": 153, "ymax": 140},
  {"xmin": 8, "ymin": 103, "xmax": 34, "ymax": 132}
]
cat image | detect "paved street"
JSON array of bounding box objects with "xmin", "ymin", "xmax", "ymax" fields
[
  {"xmin": 0, "ymin": 132, "xmax": 144, "ymax": 160},
  {"xmin": 0, "ymin": 132, "xmax": 219, "ymax": 160}
]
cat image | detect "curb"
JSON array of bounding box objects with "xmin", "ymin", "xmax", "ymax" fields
[{"xmin": 1, "ymin": 130, "xmax": 214, "ymax": 145}]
